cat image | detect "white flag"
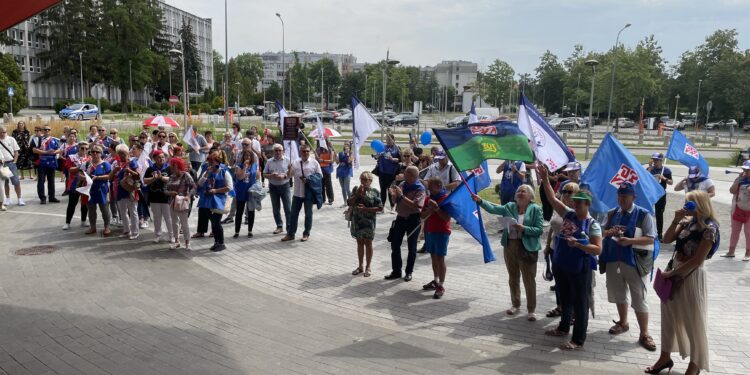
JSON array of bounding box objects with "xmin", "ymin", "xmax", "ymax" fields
[
  {"xmin": 351, "ymin": 96, "xmax": 381, "ymax": 170},
  {"xmin": 517, "ymin": 93, "xmax": 574, "ymax": 172},
  {"xmin": 182, "ymin": 125, "xmax": 201, "ymax": 153},
  {"xmin": 75, "ymin": 171, "xmax": 94, "ymax": 197},
  {"xmin": 316, "ymin": 115, "xmax": 328, "ymax": 150}
]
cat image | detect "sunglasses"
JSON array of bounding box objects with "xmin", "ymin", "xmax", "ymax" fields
[
  {"xmin": 159, "ymin": 135, "xmax": 166, "ymax": 138},
  {"xmin": 110, "ymin": 132, "xmax": 117, "ymax": 135},
  {"xmin": 561, "ymin": 190, "xmax": 575, "ymax": 195},
  {"xmin": 90, "ymin": 151, "xmax": 101, "ymax": 154},
  {"xmin": 274, "ymin": 149, "xmax": 283, "ymax": 152},
  {"xmin": 242, "ymin": 143, "xmax": 251, "ymax": 146},
  {"xmin": 0, "ymin": 131, "xmax": 6, "ymax": 134},
  {"xmin": 43, "ymin": 129, "xmax": 51, "ymax": 131},
  {"xmin": 98, "ymin": 129, "xmax": 105, "ymax": 132}
]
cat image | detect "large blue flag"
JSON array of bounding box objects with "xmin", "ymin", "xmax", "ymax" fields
[
  {"xmin": 460, "ymin": 160, "xmax": 491, "ymax": 192},
  {"xmin": 666, "ymin": 129, "xmax": 709, "ymax": 176},
  {"xmin": 468, "ymin": 102, "xmax": 478, "ymax": 125},
  {"xmin": 581, "ymin": 133, "xmax": 665, "ymax": 214},
  {"xmin": 440, "ymin": 174, "xmax": 495, "ymax": 263}
]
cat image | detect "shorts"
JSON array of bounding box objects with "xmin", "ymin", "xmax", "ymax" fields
[
  {"xmin": 425, "ymin": 232, "xmax": 450, "ymax": 257},
  {"xmin": 1, "ymin": 162, "xmax": 20, "ymax": 186},
  {"xmin": 605, "ymin": 261, "xmax": 649, "ymax": 313}
]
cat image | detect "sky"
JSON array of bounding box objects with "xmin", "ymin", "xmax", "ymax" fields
[{"xmin": 172, "ymin": 0, "xmax": 750, "ymax": 74}]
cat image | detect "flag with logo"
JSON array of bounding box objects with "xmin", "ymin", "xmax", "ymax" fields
[
  {"xmin": 315, "ymin": 115, "xmax": 327, "ymax": 150},
  {"xmin": 351, "ymin": 95, "xmax": 382, "ymax": 169},
  {"xmin": 439, "ymin": 173, "xmax": 495, "ymax": 263},
  {"xmin": 517, "ymin": 92, "xmax": 575, "ymax": 172},
  {"xmin": 581, "ymin": 133, "xmax": 665, "ymax": 214},
  {"xmin": 182, "ymin": 125, "xmax": 201, "ymax": 153},
  {"xmin": 432, "ymin": 121, "xmax": 534, "ymax": 172},
  {"xmin": 468, "ymin": 102, "xmax": 478, "ymax": 125},
  {"xmin": 666, "ymin": 129, "xmax": 709, "ymax": 176},
  {"xmin": 460, "ymin": 160, "xmax": 491, "ymax": 192}
]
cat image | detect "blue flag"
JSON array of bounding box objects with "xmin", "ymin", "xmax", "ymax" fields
[
  {"xmin": 581, "ymin": 133, "xmax": 665, "ymax": 214},
  {"xmin": 439, "ymin": 174, "xmax": 495, "ymax": 263},
  {"xmin": 468, "ymin": 102, "xmax": 478, "ymax": 124},
  {"xmin": 666, "ymin": 130, "xmax": 709, "ymax": 176},
  {"xmin": 460, "ymin": 160, "xmax": 491, "ymax": 192}
]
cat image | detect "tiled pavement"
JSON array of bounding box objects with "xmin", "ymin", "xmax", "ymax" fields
[{"xmin": 0, "ymin": 165, "xmax": 748, "ymax": 374}]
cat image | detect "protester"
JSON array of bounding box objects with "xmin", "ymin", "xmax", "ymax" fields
[
  {"xmin": 497, "ymin": 160, "xmax": 526, "ymax": 204},
  {"xmin": 394, "ymin": 148, "xmax": 416, "ymax": 184},
  {"xmin": 63, "ymin": 142, "xmax": 89, "ymax": 229},
  {"xmin": 537, "ymin": 165, "xmax": 602, "ymax": 350},
  {"xmin": 674, "ymin": 166, "xmax": 715, "ymax": 197},
  {"xmin": 263, "ymin": 143, "xmax": 292, "ymax": 234},
  {"xmin": 0, "ymin": 125, "xmax": 24, "ymax": 207},
  {"xmin": 646, "ymin": 153, "xmax": 673, "ymax": 240},
  {"xmin": 165, "ymin": 157, "xmax": 196, "ymax": 250},
  {"xmin": 600, "ymin": 181, "xmax": 658, "ymax": 351},
  {"xmin": 724, "ymin": 161, "xmax": 750, "ymax": 260},
  {"xmin": 375, "ymin": 134, "xmax": 400, "ymax": 212},
  {"xmin": 232, "ymin": 140, "xmax": 261, "ymax": 238},
  {"xmin": 543, "ymin": 180, "xmax": 580, "ymax": 318},
  {"xmin": 105, "ymin": 141, "xmax": 121, "ymax": 225},
  {"xmin": 336, "ymin": 141, "xmax": 353, "ymax": 207},
  {"xmin": 385, "ymin": 166, "xmax": 426, "ymax": 282},
  {"xmin": 647, "ymin": 191, "xmax": 716, "ymax": 375},
  {"xmin": 188, "ymin": 130, "xmax": 209, "ymax": 172},
  {"xmin": 473, "ymin": 184, "xmax": 544, "ymax": 320},
  {"xmin": 86, "ymin": 125, "xmax": 98, "ymax": 143},
  {"xmin": 109, "ymin": 128, "xmax": 123, "ymax": 145},
  {"xmin": 316, "ymin": 139, "xmax": 335, "ymax": 205},
  {"xmin": 84, "ymin": 145, "xmax": 112, "ymax": 236},
  {"xmin": 420, "ymin": 177, "xmax": 451, "ymax": 299},
  {"xmin": 558, "ymin": 161, "xmax": 582, "ymax": 191},
  {"xmin": 113, "ymin": 144, "xmax": 140, "ymax": 240},
  {"xmin": 422, "ymin": 150, "xmax": 460, "ymax": 191},
  {"xmin": 11, "ymin": 121, "xmax": 33, "ymax": 180},
  {"xmin": 144, "ymin": 150, "xmax": 173, "ymax": 244},
  {"xmin": 282, "ymin": 145, "xmax": 322, "ymax": 242},
  {"xmin": 59, "ymin": 130, "xmax": 78, "ymax": 195},
  {"xmin": 196, "ymin": 150, "xmax": 233, "ymax": 251},
  {"xmin": 347, "ymin": 171, "xmax": 383, "ymax": 278},
  {"xmin": 33, "ymin": 125, "xmax": 60, "ymax": 204}
]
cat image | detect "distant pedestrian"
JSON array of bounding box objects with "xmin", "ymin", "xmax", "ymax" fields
[
  {"xmin": 282, "ymin": 145, "xmax": 322, "ymax": 242},
  {"xmin": 724, "ymin": 161, "xmax": 750, "ymax": 260}
]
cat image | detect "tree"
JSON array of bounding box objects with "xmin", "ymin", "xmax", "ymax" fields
[
  {"xmin": 234, "ymin": 53, "xmax": 263, "ymax": 105},
  {"xmin": 482, "ymin": 59, "xmax": 515, "ymax": 107},
  {"xmin": 339, "ymin": 71, "xmax": 365, "ymax": 108},
  {"xmin": 534, "ymin": 51, "xmax": 566, "ymax": 115},
  {"xmin": 309, "ymin": 58, "xmax": 341, "ymax": 109},
  {"xmin": 265, "ymin": 81, "xmax": 282, "ymax": 103},
  {"xmin": 178, "ymin": 19, "xmax": 202, "ymax": 93},
  {"xmin": 0, "ymin": 53, "xmax": 29, "ymax": 115}
]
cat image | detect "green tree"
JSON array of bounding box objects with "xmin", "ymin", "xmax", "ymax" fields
[
  {"xmin": 234, "ymin": 53, "xmax": 264, "ymax": 105},
  {"xmin": 309, "ymin": 58, "xmax": 341, "ymax": 109},
  {"xmin": 178, "ymin": 19, "xmax": 202, "ymax": 93},
  {"xmin": 481, "ymin": 59, "xmax": 515, "ymax": 106},
  {"xmin": 534, "ymin": 51, "xmax": 566, "ymax": 115},
  {"xmin": 213, "ymin": 50, "xmax": 225, "ymax": 99},
  {"xmin": 265, "ymin": 81, "xmax": 282, "ymax": 103},
  {"xmin": 0, "ymin": 53, "xmax": 29, "ymax": 115}
]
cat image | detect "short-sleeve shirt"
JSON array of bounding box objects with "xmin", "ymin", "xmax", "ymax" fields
[
  {"xmin": 601, "ymin": 205, "xmax": 657, "ymax": 238},
  {"xmin": 188, "ymin": 134, "xmax": 208, "ymax": 163},
  {"xmin": 37, "ymin": 136, "xmax": 60, "ymax": 168},
  {"xmin": 424, "ymin": 194, "xmax": 450, "ymax": 234},
  {"xmin": 687, "ymin": 178, "xmax": 715, "ymax": 194},
  {"xmin": 648, "ymin": 165, "xmax": 673, "ymax": 190},
  {"xmin": 115, "ymin": 158, "xmax": 140, "ymax": 201},
  {"xmin": 291, "ymin": 158, "xmax": 322, "ymax": 198},
  {"xmin": 264, "ymin": 156, "xmax": 291, "ymax": 186},
  {"xmin": 424, "ymin": 163, "xmax": 459, "ymax": 187},
  {"xmin": 0, "ymin": 136, "xmax": 20, "ymax": 162},
  {"xmin": 145, "ymin": 164, "xmax": 171, "ymax": 204},
  {"xmin": 395, "ymin": 182, "xmax": 426, "ymax": 217},
  {"xmin": 87, "ymin": 161, "xmax": 112, "ymax": 205}
]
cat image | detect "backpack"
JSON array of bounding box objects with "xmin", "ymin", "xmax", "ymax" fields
[{"xmin": 705, "ymin": 218, "xmax": 721, "ymax": 259}]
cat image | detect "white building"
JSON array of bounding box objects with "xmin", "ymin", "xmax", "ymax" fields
[
  {"xmin": 433, "ymin": 60, "xmax": 477, "ymax": 91},
  {"xmin": 258, "ymin": 51, "xmax": 357, "ymax": 91},
  {"xmin": 0, "ymin": 1, "xmax": 212, "ymax": 108}
]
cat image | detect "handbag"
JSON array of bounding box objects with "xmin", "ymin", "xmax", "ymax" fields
[
  {"xmin": 732, "ymin": 204, "xmax": 750, "ymax": 223},
  {"xmin": 0, "ymin": 165, "xmax": 12, "ymax": 180},
  {"xmin": 119, "ymin": 173, "xmax": 140, "ymax": 193},
  {"xmin": 653, "ymin": 268, "xmax": 673, "ymax": 304},
  {"xmin": 172, "ymin": 195, "xmax": 190, "ymax": 212}
]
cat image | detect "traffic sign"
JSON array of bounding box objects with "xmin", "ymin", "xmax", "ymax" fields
[
  {"xmin": 706, "ymin": 100, "xmax": 713, "ymax": 114},
  {"xmin": 169, "ymin": 95, "xmax": 179, "ymax": 106},
  {"xmin": 7, "ymin": 87, "xmax": 14, "ymax": 97}
]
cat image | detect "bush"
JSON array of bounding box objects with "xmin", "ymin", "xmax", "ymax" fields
[
  {"xmin": 211, "ymin": 96, "xmax": 224, "ymax": 109},
  {"xmin": 54, "ymin": 100, "xmax": 74, "ymax": 113}
]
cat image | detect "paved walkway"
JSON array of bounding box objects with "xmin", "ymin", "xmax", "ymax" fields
[{"xmin": 0, "ymin": 170, "xmax": 748, "ymax": 374}]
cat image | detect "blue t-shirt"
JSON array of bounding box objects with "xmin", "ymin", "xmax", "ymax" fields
[
  {"xmin": 38, "ymin": 137, "xmax": 60, "ymax": 169},
  {"xmin": 376, "ymin": 145, "xmax": 400, "ymax": 175},
  {"xmin": 233, "ymin": 162, "xmax": 257, "ymax": 202},
  {"xmin": 336, "ymin": 151, "xmax": 353, "ymax": 178},
  {"xmin": 88, "ymin": 161, "xmax": 112, "ymax": 205}
]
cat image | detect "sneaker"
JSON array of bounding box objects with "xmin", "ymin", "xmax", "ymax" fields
[
  {"xmin": 139, "ymin": 222, "xmax": 149, "ymax": 229},
  {"xmin": 169, "ymin": 238, "xmax": 176, "ymax": 244},
  {"xmin": 543, "ymin": 221, "xmax": 550, "ymax": 227},
  {"xmin": 433, "ymin": 285, "xmax": 445, "ymax": 299},
  {"xmin": 3, "ymin": 198, "xmax": 10, "ymax": 206},
  {"xmin": 49, "ymin": 198, "xmax": 60, "ymax": 203},
  {"xmin": 153, "ymin": 235, "xmax": 162, "ymax": 243},
  {"xmin": 221, "ymin": 217, "xmax": 233, "ymax": 224},
  {"xmin": 129, "ymin": 233, "xmax": 140, "ymax": 240},
  {"xmin": 118, "ymin": 232, "xmax": 130, "ymax": 238},
  {"xmin": 506, "ymin": 306, "xmax": 520, "ymax": 315},
  {"xmin": 169, "ymin": 242, "xmax": 180, "ymax": 250},
  {"xmin": 210, "ymin": 243, "xmax": 226, "ymax": 252},
  {"xmin": 423, "ymin": 280, "xmax": 438, "ymax": 290},
  {"xmin": 17, "ymin": 199, "xmax": 25, "ymax": 206},
  {"xmin": 273, "ymin": 228, "xmax": 283, "ymax": 234},
  {"xmin": 0, "ymin": 206, "xmax": 6, "ymax": 211},
  {"xmin": 62, "ymin": 224, "xmax": 71, "ymax": 230}
]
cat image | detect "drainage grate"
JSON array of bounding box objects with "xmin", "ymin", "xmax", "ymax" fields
[{"xmin": 14, "ymin": 245, "xmax": 58, "ymax": 256}]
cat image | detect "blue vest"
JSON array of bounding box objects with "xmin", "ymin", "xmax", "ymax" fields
[
  {"xmin": 553, "ymin": 211, "xmax": 595, "ymax": 273},
  {"xmin": 198, "ymin": 164, "xmax": 229, "ymax": 210},
  {"xmin": 500, "ymin": 161, "xmax": 524, "ymax": 196},
  {"xmin": 602, "ymin": 205, "xmax": 649, "ymax": 268}
]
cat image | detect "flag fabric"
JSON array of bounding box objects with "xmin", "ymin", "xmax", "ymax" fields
[
  {"xmin": 137, "ymin": 149, "xmax": 150, "ymax": 183},
  {"xmin": 439, "ymin": 174, "xmax": 495, "ymax": 263},
  {"xmin": 182, "ymin": 125, "xmax": 201, "ymax": 153},
  {"xmin": 517, "ymin": 92, "xmax": 575, "ymax": 172},
  {"xmin": 351, "ymin": 95, "xmax": 382, "ymax": 169},
  {"xmin": 276, "ymin": 101, "xmax": 299, "ymax": 161},
  {"xmin": 75, "ymin": 171, "xmax": 93, "ymax": 197},
  {"xmin": 581, "ymin": 133, "xmax": 665, "ymax": 214},
  {"xmin": 666, "ymin": 129, "xmax": 709, "ymax": 176},
  {"xmin": 460, "ymin": 160, "xmax": 491, "ymax": 192},
  {"xmin": 432, "ymin": 120, "xmax": 534, "ymax": 172},
  {"xmin": 315, "ymin": 115, "xmax": 327, "ymax": 150},
  {"xmin": 468, "ymin": 102, "xmax": 478, "ymax": 125}
]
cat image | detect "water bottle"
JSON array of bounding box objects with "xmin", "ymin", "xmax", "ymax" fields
[{"xmin": 684, "ymin": 201, "xmax": 697, "ymax": 211}]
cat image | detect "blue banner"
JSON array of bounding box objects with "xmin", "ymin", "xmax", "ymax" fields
[
  {"xmin": 666, "ymin": 130, "xmax": 709, "ymax": 176},
  {"xmin": 460, "ymin": 160, "xmax": 491, "ymax": 192},
  {"xmin": 440, "ymin": 174, "xmax": 495, "ymax": 263}
]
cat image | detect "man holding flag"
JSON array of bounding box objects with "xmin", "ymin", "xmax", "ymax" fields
[
  {"xmin": 184, "ymin": 125, "xmax": 208, "ymax": 172},
  {"xmin": 668, "ymin": 129, "xmax": 715, "ymax": 197}
]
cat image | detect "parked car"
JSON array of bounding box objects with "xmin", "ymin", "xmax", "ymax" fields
[
  {"xmin": 387, "ymin": 114, "xmax": 419, "ymax": 126},
  {"xmin": 254, "ymin": 105, "xmax": 265, "ymax": 116},
  {"xmin": 706, "ymin": 120, "xmax": 725, "ymax": 130},
  {"xmin": 446, "ymin": 115, "xmax": 468, "ymax": 128},
  {"xmin": 214, "ymin": 107, "xmax": 238, "ymax": 116},
  {"xmin": 238, "ymin": 107, "xmax": 255, "ymax": 116},
  {"xmin": 59, "ymin": 103, "xmax": 100, "ymax": 120},
  {"xmin": 335, "ymin": 113, "xmax": 353, "ymax": 123},
  {"xmin": 267, "ymin": 110, "xmax": 301, "ymax": 122},
  {"xmin": 372, "ymin": 111, "xmax": 397, "ymax": 121},
  {"xmin": 727, "ymin": 119, "xmax": 739, "ymax": 127},
  {"xmin": 302, "ymin": 112, "xmax": 334, "ymax": 123},
  {"xmin": 554, "ymin": 117, "xmax": 585, "ymax": 130},
  {"xmin": 615, "ymin": 117, "xmax": 635, "ymax": 128}
]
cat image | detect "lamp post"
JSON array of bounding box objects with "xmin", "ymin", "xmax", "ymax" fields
[
  {"xmin": 585, "ymin": 59, "xmax": 599, "ymax": 161},
  {"xmin": 235, "ymin": 82, "xmax": 240, "ymax": 111},
  {"xmin": 78, "ymin": 52, "xmax": 83, "ymax": 102},
  {"xmin": 574, "ymin": 72, "xmax": 581, "ymax": 117},
  {"xmin": 194, "ymin": 71, "xmax": 198, "ymax": 106},
  {"xmin": 275, "ymin": 12, "xmax": 285, "ymax": 108},
  {"xmin": 695, "ymin": 79, "xmax": 702, "ymax": 130},
  {"xmin": 606, "ymin": 23, "xmax": 631, "ymax": 132},
  {"xmin": 128, "ymin": 60, "xmax": 133, "ymax": 112},
  {"xmin": 223, "ymin": 0, "xmax": 229, "ymax": 131},
  {"xmin": 169, "ymin": 46, "xmax": 187, "ymax": 128},
  {"xmin": 674, "ymin": 94, "xmax": 680, "ymax": 123},
  {"xmin": 381, "ymin": 50, "xmax": 399, "ymax": 140},
  {"xmin": 364, "ymin": 74, "xmax": 368, "ymax": 108}
]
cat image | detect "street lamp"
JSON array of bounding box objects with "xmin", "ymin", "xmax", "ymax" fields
[
  {"xmin": 223, "ymin": 0, "xmax": 229, "ymax": 131},
  {"xmin": 275, "ymin": 12, "xmax": 285, "ymax": 108},
  {"xmin": 695, "ymin": 79, "xmax": 702, "ymax": 130},
  {"xmin": 235, "ymin": 81, "xmax": 240, "ymax": 110},
  {"xmin": 78, "ymin": 52, "xmax": 83, "ymax": 102},
  {"xmin": 585, "ymin": 59, "xmax": 599, "ymax": 161},
  {"xmin": 169, "ymin": 46, "xmax": 187, "ymax": 128},
  {"xmin": 129, "ymin": 60, "xmax": 133, "ymax": 112},
  {"xmin": 381, "ymin": 50, "xmax": 399, "ymax": 140},
  {"xmin": 674, "ymin": 94, "xmax": 680, "ymax": 122},
  {"xmin": 606, "ymin": 23, "xmax": 631, "ymax": 132},
  {"xmin": 574, "ymin": 73, "xmax": 581, "ymax": 117},
  {"xmin": 194, "ymin": 71, "xmax": 198, "ymax": 106}
]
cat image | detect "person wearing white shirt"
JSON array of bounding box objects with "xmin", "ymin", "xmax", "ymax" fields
[
  {"xmin": 282, "ymin": 145, "xmax": 322, "ymax": 242},
  {"xmin": 0, "ymin": 125, "xmax": 25, "ymax": 208}
]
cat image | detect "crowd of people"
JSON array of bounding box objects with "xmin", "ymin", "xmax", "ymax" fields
[{"xmin": 0, "ymin": 118, "xmax": 732, "ymax": 375}]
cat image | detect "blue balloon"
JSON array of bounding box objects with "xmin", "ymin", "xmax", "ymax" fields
[
  {"xmin": 371, "ymin": 139, "xmax": 385, "ymax": 154},
  {"xmin": 420, "ymin": 131, "xmax": 432, "ymax": 146}
]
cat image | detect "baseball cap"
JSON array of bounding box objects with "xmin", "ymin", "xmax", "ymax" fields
[
  {"xmin": 742, "ymin": 161, "xmax": 750, "ymax": 170},
  {"xmin": 571, "ymin": 191, "xmax": 592, "ymax": 201},
  {"xmin": 617, "ymin": 182, "xmax": 636, "ymax": 196},
  {"xmin": 688, "ymin": 165, "xmax": 701, "ymax": 178},
  {"xmin": 566, "ymin": 161, "xmax": 582, "ymax": 171},
  {"xmin": 650, "ymin": 152, "xmax": 663, "ymax": 160},
  {"xmin": 434, "ymin": 150, "xmax": 447, "ymax": 160}
]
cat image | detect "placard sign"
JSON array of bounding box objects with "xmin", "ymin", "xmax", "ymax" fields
[{"xmin": 283, "ymin": 116, "xmax": 300, "ymax": 141}]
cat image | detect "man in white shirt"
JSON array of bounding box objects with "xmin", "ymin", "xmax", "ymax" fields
[
  {"xmin": 263, "ymin": 143, "xmax": 292, "ymax": 234},
  {"xmin": 0, "ymin": 126, "xmax": 25, "ymax": 208},
  {"xmin": 282, "ymin": 145, "xmax": 322, "ymax": 242},
  {"xmin": 674, "ymin": 165, "xmax": 716, "ymax": 197},
  {"xmin": 423, "ymin": 151, "xmax": 460, "ymax": 191}
]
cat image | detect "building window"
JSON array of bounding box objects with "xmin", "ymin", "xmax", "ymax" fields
[
  {"xmin": 455, "ymin": 83, "xmax": 459, "ymax": 89},
  {"xmin": 18, "ymin": 31, "xmax": 23, "ymax": 43},
  {"xmin": 456, "ymin": 74, "xmax": 459, "ymax": 80}
]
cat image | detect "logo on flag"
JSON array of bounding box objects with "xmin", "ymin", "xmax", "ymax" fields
[
  {"xmin": 470, "ymin": 126, "xmax": 497, "ymax": 135},
  {"xmin": 609, "ymin": 164, "xmax": 640, "ymax": 188},
  {"xmin": 532, "ymin": 126, "xmax": 546, "ymax": 147},
  {"xmin": 482, "ymin": 143, "xmax": 497, "ymax": 152},
  {"xmin": 684, "ymin": 144, "xmax": 699, "ymax": 159}
]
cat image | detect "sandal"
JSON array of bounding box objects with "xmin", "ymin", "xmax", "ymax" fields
[
  {"xmin": 720, "ymin": 253, "xmax": 735, "ymax": 258},
  {"xmin": 559, "ymin": 341, "xmax": 582, "ymax": 350},
  {"xmin": 546, "ymin": 307, "xmax": 562, "ymax": 318},
  {"xmin": 544, "ymin": 329, "xmax": 568, "ymax": 337},
  {"xmin": 191, "ymin": 233, "xmax": 205, "ymax": 239},
  {"xmin": 363, "ymin": 268, "xmax": 371, "ymax": 277},
  {"xmin": 608, "ymin": 320, "xmax": 630, "ymax": 335},
  {"xmin": 639, "ymin": 334, "xmax": 657, "ymax": 351},
  {"xmin": 506, "ymin": 306, "xmax": 520, "ymax": 315},
  {"xmin": 351, "ymin": 267, "xmax": 364, "ymax": 276}
]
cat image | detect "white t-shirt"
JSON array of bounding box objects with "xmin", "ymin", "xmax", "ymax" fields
[
  {"xmin": 291, "ymin": 158, "xmax": 322, "ymax": 198},
  {"xmin": 687, "ymin": 178, "xmax": 714, "ymax": 193},
  {"xmin": 0, "ymin": 136, "xmax": 20, "ymax": 162}
]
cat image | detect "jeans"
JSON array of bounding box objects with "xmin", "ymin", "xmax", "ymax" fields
[
  {"xmin": 339, "ymin": 177, "xmax": 351, "ymax": 202},
  {"xmin": 65, "ymin": 190, "xmax": 88, "ymax": 224},
  {"xmin": 554, "ymin": 264, "xmax": 592, "ymax": 346},
  {"xmin": 288, "ymin": 195, "xmax": 313, "ymax": 237},
  {"xmin": 37, "ymin": 166, "xmax": 56, "ymax": 201},
  {"xmin": 322, "ymin": 172, "xmax": 334, "ymax": 203},
  {"xmin": 137, "ymin": 189, "xmax": 150, "ymax": 220},
  {"xmin": 234, "ymin": 200, "xmax": 256, "ymax": 234},
  {"xmin": 269, "ymin": 183, "xmax": 291, "ymax": 230},
  {"xmin": 209, "ymin": 212, "xmax": 224, "ymax": 244},
  {"xmin": 389, "ymin": 214, "xmax": 421, "ymax": 275}
]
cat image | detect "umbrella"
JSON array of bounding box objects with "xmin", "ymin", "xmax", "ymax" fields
[
  {"xmin": 308, "ymin": 127, "xmax": 341, "ymax": 138},
  {"xmin": 143, "ymin": 115, "xmax": 180, "ymax": 128}
]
